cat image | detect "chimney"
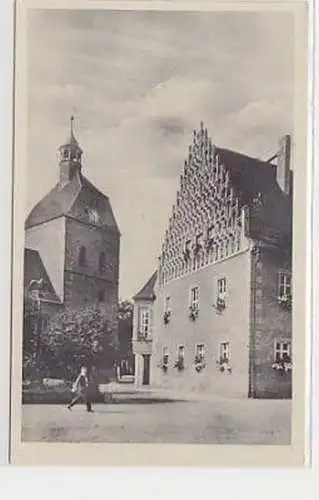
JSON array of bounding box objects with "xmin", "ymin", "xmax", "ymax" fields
[{"xmin": 276, "ymin": 134, "xmax": 291, "ymax": 195}]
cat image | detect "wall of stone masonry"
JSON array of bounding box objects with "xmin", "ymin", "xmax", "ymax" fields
[
  {"xmin": 251, "ymin": 246, "xmax": 292, "ymax": 398},
  {"xmin": 63, "ymin": 217, "xmax": 120, "ymax": 336}
]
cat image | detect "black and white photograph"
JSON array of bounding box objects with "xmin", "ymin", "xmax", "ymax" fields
[{"xmin": 10, "ymin": 1, "xmax": 309, "ymax": 466}]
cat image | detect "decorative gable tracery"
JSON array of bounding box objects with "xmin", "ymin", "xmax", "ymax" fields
[{"xmin": 158, "ymin": 123, "xmax": 244, "ymax": 286}]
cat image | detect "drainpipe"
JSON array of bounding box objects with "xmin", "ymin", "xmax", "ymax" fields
[{"xmin": 248, "ymin": 241, "xmax": 259, "ymax": 398}]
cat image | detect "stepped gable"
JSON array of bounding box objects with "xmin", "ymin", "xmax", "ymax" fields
[
  {"xmin": 133, "ymin": 271, "xmax": 157, "ymax": 301},
  {"xmin": 25, "ymin": 172, "xmax": 120, "ymax": 232},
  {"xmin": 157, "ymin": 122, "xmax": 291, "ymax": 285},
  {"xmin": 24, "ymin": 248, "xmax": 61, "ymax": 303}
]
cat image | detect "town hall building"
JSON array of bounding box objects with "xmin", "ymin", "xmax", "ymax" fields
[
  {"xmin": 24, "ymin": 118, "xmax": 120, "ymax": 351},
  {"xmin": 133, "ymin": 123, "xmax": 292, "ymax": 399}
]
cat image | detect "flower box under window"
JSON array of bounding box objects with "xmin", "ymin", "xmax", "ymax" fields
[
  {"xmin": 218, "ymin": 358, "xmax": 232, "ymax": 373},
  {"xmin": 188, "ymin": 304, "xmax": 199, "ymax": 320},
  {"xmin": 174, "ymin": 357, "xmax": 185, "ymax": 371},
  {"xmin": 137, "ymin": 331, "xmax": 149, "ymax": 341},
  {"xmin": 278, "ymin": 272, "xmax": 292, "ymax": 310},
  {"xmin": 273, "ymin": 342, "xmax": 292, "ymax": 373},
  {"xmin": 277, "ymin": 293, "xmax": 292, "ymax": 310},
  {"xmin": 272, "ymin": 360, "xmax": 292, "ymax": 373},
  {"xmin": 194, "ymin": 355, "xmax": 206, "ymax": 372},
  {"xmin": 163, "ymin": 310, "xmax": 171, "ymax": 324},
  {"xmin": 215, "ymin": 296, "xmax": 226, "ymax": 312}
]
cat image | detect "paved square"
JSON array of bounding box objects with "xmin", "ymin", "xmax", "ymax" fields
[{"xmin": 22, "ymin": 399, "xmax": 291, "ymax": 444}]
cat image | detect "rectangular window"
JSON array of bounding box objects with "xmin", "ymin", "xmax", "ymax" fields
[
  {"xmin": 274, "ymin": 340, "xmax": 291, "ymax": 362},
  {"xmin": 139, "ymin": 308, "xmax": 150, "ymax": 337},
  {"xmin": 220, "ymin": 342, "xmax": 230, "ymax": 362},
  {"xmin": 178, "ymin": 345, "xmax": 185, "ymax": 360},
  {"xmin": 278, "ymin": 271, "xmax": 292, "ymax": 298},
  {"xmin": 98, "ymin": 290, "xmax": 105, "ymax": 303},
  {"xmin": 217, "ymin": 277, "xmax": 227, "ymax": 297},
  {"xmin": 190, "ymin": 286, "xmax": 200, "ymax": 309},
  {"xmin": 164, "ymin": 296, "xmax": 171, "ymax": 313},
  {"xmin": 195, "ymin": 343, "xmax": 205, "ymax": 361},
  {"xmin": 163, "ymin": 347, "xmax": 169, "ymax": 365}
]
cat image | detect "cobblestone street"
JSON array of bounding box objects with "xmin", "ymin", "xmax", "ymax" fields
[{"xmin": 22, "ymin": 398, "xmax": 291, "ymax": 444}]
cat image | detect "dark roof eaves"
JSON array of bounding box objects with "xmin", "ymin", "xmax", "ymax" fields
[
  {"xmin": 25, "ymin": 214, "xmax": 65, "ymax": 230},
  {"xmin": 64, "ymin": 214, "xmax": 121, "ymax": 235}
]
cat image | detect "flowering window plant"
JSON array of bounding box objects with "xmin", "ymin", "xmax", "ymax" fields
[
  {"xmin": 272, "ymin": 355, "xmax": 292, "ymax": 373},
  {"xmin": 163, "ymin": 310, "xmax": 171, "ymax": 324},
  {"xmin": 174, "ymin": 357, "xmax": 185, "ymax": 371},
  {"xmin": 188, "ymin": 304, "xmax": 199, "ymax": 320},
  {"xmin": 277, "ymin": 293, "xmax": 292, "ymax": 310},
  {"xmin": 216, "ymin": 296, "xmax": 226, "ymax": 311},
  {"xmin": 137, "ymin": 330, "xmax": 148, "ymax": 341},
  {"xmin": 217, "ymin": 357, "xmax": 232, "ymax": 373},
  {"xmin": 194, "ymin": 355, "xmax": 206, "ymax": 372},
  {"xmin": 161, "ymin": 360, "xmax": 169, "ymax": 373}
]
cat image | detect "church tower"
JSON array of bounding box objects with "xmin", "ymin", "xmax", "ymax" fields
[{"xmin": 25, "ymin": 118, "xmax": 120, "ymax": 336}]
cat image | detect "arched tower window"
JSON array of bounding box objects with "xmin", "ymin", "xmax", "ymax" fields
[
  {"xmin": 99, "ymin": 251, "xmax": 106, "ymax": 273},
  {"xmin": 78, "ymin": 246, "xmax": 87, "ymax": 266}
]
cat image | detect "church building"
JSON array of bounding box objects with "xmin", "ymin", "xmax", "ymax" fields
[
  {"xmin": 24, "ymin": 118, "xmax": 120, "ymax": 347},
  {"xmin": 133, "ymin": 123, "xmax": 292, "ymax": 399}
]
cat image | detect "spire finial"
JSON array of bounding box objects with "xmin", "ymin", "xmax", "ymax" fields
[{"xmin": 70, "ymin": 115, "xmax": 75, "ymax": 137}]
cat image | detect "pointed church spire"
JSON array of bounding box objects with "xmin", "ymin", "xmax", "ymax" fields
[
  {"xmin": 68, "ymin": 115, "xmax": 78, "ymax": 145},
  {"xmin": 58, "ymin": 116, "xmax": 83, "ymax": 183}
]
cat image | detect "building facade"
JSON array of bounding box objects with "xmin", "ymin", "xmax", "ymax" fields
[
  {"xmin": 133, "ymin": 123, "xmax": 292, "ymax": 399},
  {"xmin": 24, "ymin": 118, "xmax": 120, "ymax": 361}
]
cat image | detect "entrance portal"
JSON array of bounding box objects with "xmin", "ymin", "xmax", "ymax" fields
[{"xmin": 142, "ymin": 354, "xmax": 151, "ymax": 385}]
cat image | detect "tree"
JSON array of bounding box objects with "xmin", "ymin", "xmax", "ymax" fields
[
  {"xmin": 35, "ymin": 305, "xmax": 119, "ymax": 381},
  {"xmin": 22, "ymin": 296, "xmax": 44, "ymax": 381},
  {"xmin": 117, "ymin": 299, "xmax": 134, "ymax": 373}
]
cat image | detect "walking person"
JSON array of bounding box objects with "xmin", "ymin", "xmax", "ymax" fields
[{"xmin": 67, "ymin": 365, "xmax": 94, "ymax": 412}]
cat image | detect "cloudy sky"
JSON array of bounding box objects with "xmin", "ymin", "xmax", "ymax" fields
[{"xmin": 26, "ymin": 8, "xmax": 294, "ymax": 299}]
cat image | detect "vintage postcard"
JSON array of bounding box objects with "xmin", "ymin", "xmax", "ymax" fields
[{"xmin": 10, "ymin": 0, "xmax": 310, "ymax": 466}]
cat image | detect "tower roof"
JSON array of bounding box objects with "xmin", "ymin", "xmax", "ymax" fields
[
  {"xmin": 60, "ymin": 115, "xmax": 83, "ymax": 152},
  {"xmin": 133, "ymin": 271, "xmax": 157, "ymax": 301},
  {"xmin": 25, "ymin": 171, "xmax": 120, "ymax": 233},
  {"xmin": 26, "ymin": 118, "xmax": 120, "ymax": 233}
]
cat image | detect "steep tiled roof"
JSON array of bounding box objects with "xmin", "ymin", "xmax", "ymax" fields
[
  {"xmin": 248, "ymin": 183, "xmax": 292, "ymax": 248},
  {"xmin": 25, "ymin": 171, "xmax": 119, "ymax": 233},
  {"xmin": 133, "ymin": 271, "xmax": 157, "ymax": 301},
  {"xmin": 216, "ymin": 147, "xmax": 292, "ymax": 248},
  {"xmin": 24, "ymin": 248, "xmax": 61, "ymax": 303},
  {"xmin": 216, "ymin": 147, "xmax": 277, "ymax": 205}
]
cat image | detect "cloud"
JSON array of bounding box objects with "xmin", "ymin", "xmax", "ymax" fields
[{"xmin": 26, "ymin": 9, "xmax": 294, "ymax": 298}]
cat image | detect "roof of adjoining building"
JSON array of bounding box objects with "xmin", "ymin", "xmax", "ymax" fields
[
  {"xmin": 133, "ymin": 271, "xmax": 157, "ymax": 301},
  {"xmin": 216, "ymin": 147, "xmax": 277, "ymax": 205},
  {"xmin": 215, "ymin": 147, "xmax": 292, "ymax": 247},
  {"xmin": 25, "ymin": 172, "xmax": 120, "ymax": 233},
  {"xmin": 24, "ymin": 248, "xmax": 61, "ymax": 303}
]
